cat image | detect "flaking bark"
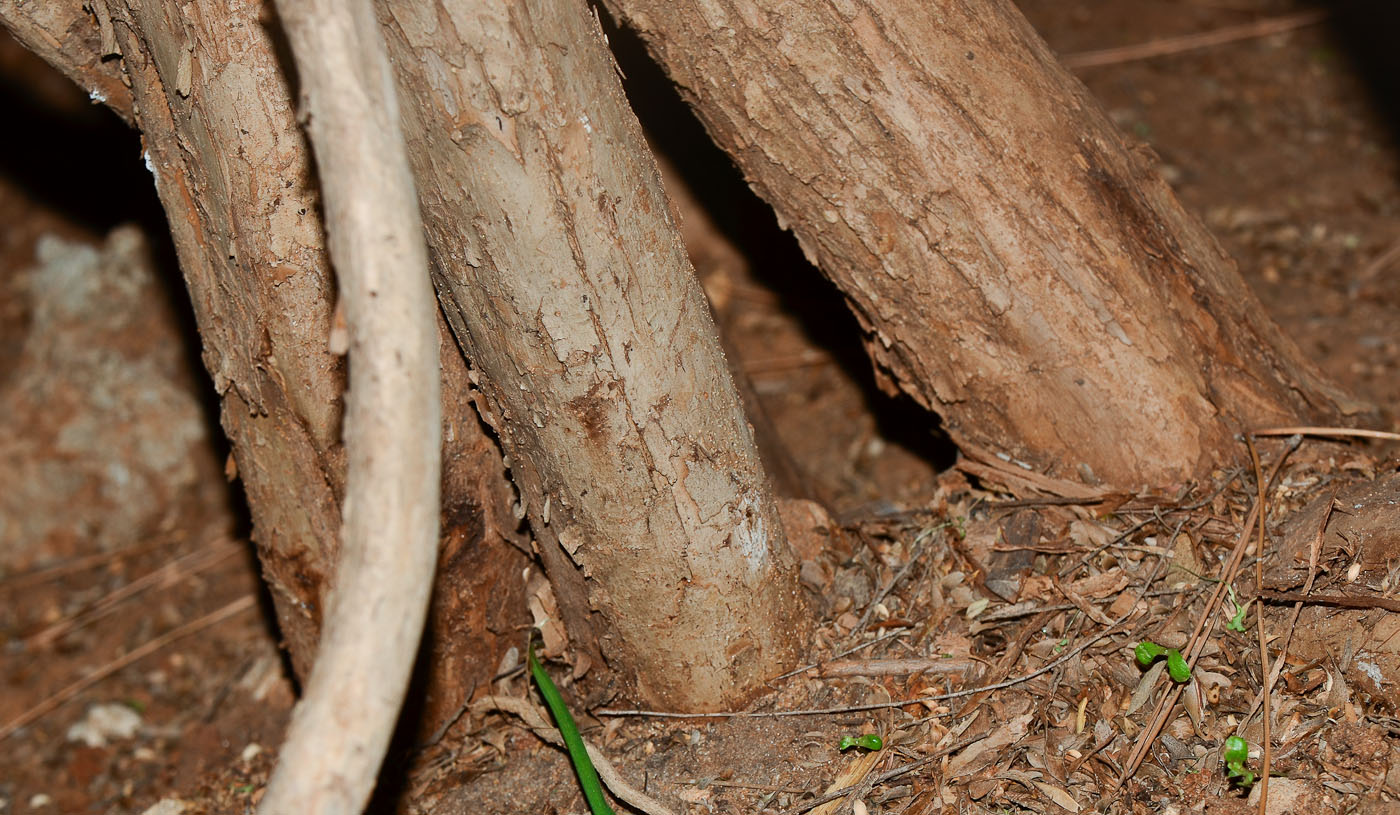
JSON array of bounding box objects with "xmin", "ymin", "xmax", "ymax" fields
[
  {"xmin": 377, "ymin": 0, "xmax": 811, "ymax": 711},
  {"xmin": 603, "ymin": 0, "xmax": 1366, "ymax": 488}
]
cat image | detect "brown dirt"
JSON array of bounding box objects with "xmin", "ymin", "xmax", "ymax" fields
[{"xmin": 3, "ymin": 1, "xmax": 1400, "ymax": 813}]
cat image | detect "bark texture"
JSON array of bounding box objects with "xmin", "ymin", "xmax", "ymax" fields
[
  {"xmin": 603, "ymin": 0, "xmax": 1365, "ymax": 488},
  {"xmin": 377, "ymin": 0, "xmax": 810, "ymax": 710},
  {"xmin": 0, "ymin": 0, "xmax": 527, "ymax": 739},
  {"xmin": 0, "ymin": 0, "xmax": 132, "ymax": 123},
  {"xmin": 259, "ymin": 0, "xmax": 439, "ymax": 810}
]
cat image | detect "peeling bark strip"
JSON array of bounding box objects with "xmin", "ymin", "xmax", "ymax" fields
[
  {"xmin": 603, "ymin": 0, "xmax": 1364, "ymax": 487},
  {"xmin": 257, "ymin": 0, "xmax": 440, "ymax": 812},
  {"xmin": 377, "ymin": 0, "xmax": 811, "ymax": 710}
]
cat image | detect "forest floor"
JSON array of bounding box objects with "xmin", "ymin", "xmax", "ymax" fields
[{"xmin": 2, "ymin": 1, "xmax": 1399, "ymax": 813}]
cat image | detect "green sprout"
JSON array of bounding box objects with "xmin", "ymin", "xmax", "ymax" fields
[
  {"xmin": 1223, "ymin": 735, "xmax": 1255, "ymax": 788},
  {"xmin": 529, "ymin": 639, "xmax": 615, "ymax": 815},
  {"xmin": 1135, "ymin": 640, "xmax": 1192, "ymax": 683},
  {"xmin": 838, "ymin": 734, "xmax": 884, "ymax": 752},
  {"xmin": 1224, "ymin": 585, "xmax": 1251, "ymax": 633}
]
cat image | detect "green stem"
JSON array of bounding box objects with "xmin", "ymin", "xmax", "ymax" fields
[{"xmin": 529, "ymin": 640, "xmax": 615, "ymax": 815}]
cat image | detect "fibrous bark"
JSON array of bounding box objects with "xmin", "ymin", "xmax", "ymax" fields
[
  {"xmin": 0, "ymin": 0, "xmax": 528, "ymax": 745},
  {"xmin": 259, "ymin": 0, "xmax": 439, "ymax": 811},
  {"xmin": 603, "ymin": 0, "xmax": 1365, "ymax": 488},
  {"xmin": 0, "ymin": 0, "xmax": 132, "ymax": 123},
  {"xmin": 377, "ymin": 0, "xmax": 811, "ymax": 710}
]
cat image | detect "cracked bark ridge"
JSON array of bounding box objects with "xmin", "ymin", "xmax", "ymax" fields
[
  {"xmin": 378, "ymin": 0, "xmax": 811, "ymax": 711},
  {"xmin": 603, "ymin": 0, "xmax": 1366, "ymax": 488}
]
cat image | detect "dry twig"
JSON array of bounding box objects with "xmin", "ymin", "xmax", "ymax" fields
[
  {"xmin": 0, "ymin": 536, "xmax": 180, "ymax": 591},
  {"xmin": 1259, "ymin": 590, "xmax": 1400, "ymax": 613},
  {"xmin": 1061, "ymin": 9, "xmax": 1326, "ymax": 69},
  {"xmin": 603, "ymin": 592, "xmax": 1149, "ymax": 721},
  {"xmin": 820, "ymin": 658, "xmax": 979, "ymax": 678},
  {"xmin": 1349, "ymin": 236, "xmax": 1400, "ymax": 298},
  {"xmin": 0, "ymin": 595, "xmax": 256, "ymax": 741},
  {"xmin": 1253, "ymin": 426, "xmax": 1400, "ymax": 442},
  {"xmin": 1245, "ymin": 437, "xmax": 1272, "ymax": 813},
  {"xmin": 25, "ymin": 538, "xmax": 242, "ymax": 648},
  {"xmin": 771, "ymin": 629, "xmax": 909, "ymax": 684},
  {"xmin": 1240, "ymin": 491, "xmax": 1332, "ymax": 754}
]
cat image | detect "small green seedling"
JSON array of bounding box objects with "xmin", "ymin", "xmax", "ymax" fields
[
  {"xmin": 838, "ymin": 734, "xmax": 884, "ymax": 752},
  {"xmin": 1224, "ymin": 585, "xmax": 1251, "ymax": 633},
  {"xmin": 1222, "ymin": 735, "xmax": 1255, "ymax": 788},
  {"xmin": 529, "ymin": 639, "xmax": 615, "ymax": 815},
  {"xmin": 1135, "ymin": 640, "xmax": 1192, "ymax": 683}
]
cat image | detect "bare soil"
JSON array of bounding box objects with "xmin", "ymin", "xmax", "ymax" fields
[{"xmin": 2, "ymin": 2, "xmax": 1399, "ymax": 814}]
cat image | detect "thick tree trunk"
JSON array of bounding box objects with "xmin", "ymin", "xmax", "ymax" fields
[
  {"xmin": 0, "ymin": 0, "xmax": 529, "ymax": 737},
  {"xmin": 603, "ymin": 0, "xmax": 1367, "ymax": 488},
  {"xmin": 377, "ymin": 0, "xmax": 811, "ymax": 710}
]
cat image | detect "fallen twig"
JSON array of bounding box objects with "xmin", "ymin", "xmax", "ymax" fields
[
  {"xmin": 851, "ymin": 534, "xmax": 934, "ymax": 637},
  {"xmin": 1061, "ymin": 10, "xmax": 1326, "ymax": 69},
  {"xmin": 1349, "ymin": 236, "xmax": 1400, "ymax": 298},
  {"xmin": 602, "ymin": 606, "xmax": 1137, "ymax": 719},
  {"xmin": 1252, "ymin": 426, "xmax": 1400, "ymax": 442},
  {"xmin": 820, "ymin": 658, "xmax": 979, "ymax": 678},
  {"xmin": 1259, "ymin": 590, "xmax": 1400, "ymax": 613},
  {"xmin": 1246, "ymin": 437, "xmax": 1272, "ymax": 814},
  {"xmin": 777, "ymin": 734, "xmax": 984, "ymax": 815},
  {"xmin": 0, "ymin": 595, "xmax": 256, "ymax": 741},
  {"xmin": 25, "ymin": 538, "xmax": 242, "ymax": 648},
  {"xmin": 0, "ymin": 536, "xmax": 179, "ymax": 592},
  {"xmin": 771, "ymin": 629, "xmax": 909, "ymax": 684}
]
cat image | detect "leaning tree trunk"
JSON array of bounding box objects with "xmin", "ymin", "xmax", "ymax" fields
[
  {"xmin": 603, "ymin": 0, "xmax": 1367, "ymax": 488},
  {"xmin": 376, "ymin": 0, "xmax": 811, "ymax": 711},
  {"xmin": 0, "ymin": 0, "xmax": 531, "ymax": 737}
]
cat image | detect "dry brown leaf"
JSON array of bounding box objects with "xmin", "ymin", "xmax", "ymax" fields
[
  {"xmin": 1019, "ymin": 574, "xmax": 1057, "ymax": 603},
  {"xmin": 1057, "ymin": 579, "xmax": 1115, "ymax": 626},
  {"xmin": 1168, "ymin": 533, "xmax": 1201, "ymax": 583},
  {"xmin": 1068, "ymin": 567, "xmax": 1129, "ymax": 599},
  {"xmin": 1127, "ymin": 660, "xmax": 1166, "ymax": 716},
  {"xmin": 1034, "ymin": 780, "xmax": 1081, "ymax": 812},
  {"xmin": 1068, "ymin": 518, "xmax": 1116, "ymax": 549},
  {"xmin": 947, "ymin": 713, "xmax": 1031, "ymax": 778}
]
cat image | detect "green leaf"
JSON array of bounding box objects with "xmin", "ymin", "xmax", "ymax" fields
[
  {"xmin": 1135, "ymin": 640, "xmax": 1166, "ymax": 667},
  {"xmin": 1165, "ymin": 649, "xmax": 1191, "ymax": 683},
  {"xmin": 1225, "ymin": 585, "xmax": 1250, "ymax": 633},
  {"xmin": 838, "ymin": 733, "xmax": 883, "ymax": 752},
  {"xmin": 1227, "ymin": 763, "xmax": 1256, "ymax": 788},
  {"xmin": 1223, "ymin": 736, "xmax": 1255, "ymax": 788},
  {"xmin": 529, "ymin": 640, "xmax": 615, "ymax": 815},
  {"xmin": 1223, "ymin": 735, "xmax": 1249, "ymax": 764}
]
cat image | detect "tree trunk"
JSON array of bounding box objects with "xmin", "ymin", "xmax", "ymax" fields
[
  {"xmin": 0, "ymin": 0, "xmax": 530, "ymax": 737},
  {"xmin": 376, "ymin": 0, "xmax": 811, "ymax": 711},
  {"xmin": 601, "ymin": 0, "xmax": 1367, "ymax": 488}
]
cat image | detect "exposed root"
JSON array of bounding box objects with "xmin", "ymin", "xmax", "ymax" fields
[{"xmin": 255, "ymin": 1, "xmax": 441, "ymax": 812}]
